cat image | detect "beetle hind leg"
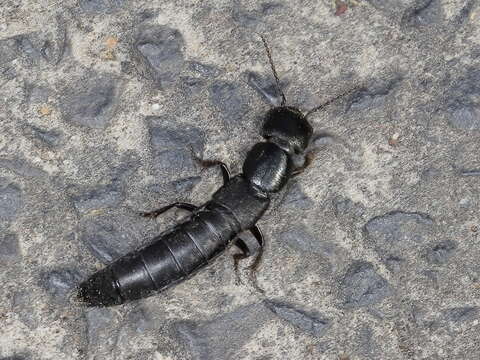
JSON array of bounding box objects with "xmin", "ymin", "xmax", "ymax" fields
[
  {"xmin": 233, "ymin": 238, "xmax": 251, "ymax": 285},
  {"xmin": 232, "ymin": 225, "xmax": 265, "ymax": 293}
]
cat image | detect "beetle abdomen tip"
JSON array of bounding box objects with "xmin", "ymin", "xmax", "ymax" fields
[{"xmin": 77, "ymin": 268, "xmax": 123, "ymax": 307}]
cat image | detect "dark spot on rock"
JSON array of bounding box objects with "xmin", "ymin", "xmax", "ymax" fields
[
  {"xmin": 134, "ymin": 25, "xmax": 185, "ymax": 87},
  {"xmin": 232, "ymin": 7, "xmax": 261, "ymax": 28},
  {"xmin": 246, "ymin": 71, "xmax": 286, "ymax": 107},
  {"xmin": 420, "ymin": 167, "xmax": 441, "ymax": 180},
  {"xmin": 40, "ymin": 268, "xmax": 82, "ymax": 300},
  {"xmin": 333, "ymin": 196, "xmax": 365, "ymax": 218},
  {"xmin": 0, "ymin": 23, "xmax": 66, "ymax": 67},
  {"xmin": 443, "ymin": 306, "xmax": 478, "ymax": 323},
  {"xmin": 0, "ymin": 354, "xmax": 30, "ymax": 360},
  {"xmin": 24, "ymin": 126, "xmax": 62, "ymax": 148},
  {"xmin": 69, "ymin": 183, "xmax": 123, "ymax": 215},
  {"xmin": 24, "ymin": 83, "xmax": 49, "ymax": 104},
  {"xmin": 149, "ymin": 124, "xmax": 204, "ymax": 177},
  {"xmin": 14, "ymin": 35, "xmax": 43, "ymax": 64},
  {"xmin": 0, "ymin": 37, "xmax": 19, "ymax": 64},
  {"xmin": 261, "ymin": 2, "xmax": 283, "ymax": 14},
  {"xmin": 149, "ymin": 124, "xmax": 204, "ymax": 153},
  {"xmin": 12, "ymin": 291, "xmax": 38, "ymax": 329},
  {"xmin": 232, "ymin": 2, "xmax": 282, "ymax": 28},
  {"xmin": 0, "ymin": 232, "xmax": 20, "ymax": 262},
  {"xmin": 384, "ymin": 256, "xmax": 404, "ymax": 273},
  {"xmin": 78, "ymin": 0, "xmax": 126, "ymax": 14},
  {"xmin": 180, "ymin": 76, "xmax": 206, "ymax": 96},
  {"xmin": 452, "ymin": 0, "xmax": 475, "ymax": 25},
  {"xmin": 446, "ymin": 69, "xmax": 480, "ymax": 130},
  {"xmin": 209, "ymin": 80, "xmax": 250, "ymax": 123},
  {"xmin": 447, "ymin": 104, "xmax": 480, "ymax": 130},
  {"xmin": 423, "ymin": 240, "xmax": 457, "ymax": 264},
  {"xmin": 111, "ymin": 152, "xmax": 141, "ymax": 185},
  {"xmin": 175, "ymin": 303, "xmax": 273, "ymax": 360},
  {"xmin": 363, "ymin": 211, "xmax": 434, "ymax": 259},
  {"xmin": 79, "ymin": 214, "xmax": 144, "ymax": 264},
  {"xmin": 341, "ymin": 261, "xmax": 391, "ymax": 308},
  {"xmin": 402, "ymin": 0, "xmax": 444, "ymax": 27},
  {"xmin": 265, "ymin": 301, "xmax": 330, "ymax": 337},
  {"xmin": 0, "ymin": 66, "xmax": 16, "ymax": 82},
  {"xmin": 60, "ymin": 71, "xmax": 117, "ymax": 129},
  {"xmin": 38, "ymin": 18, "xmax": 68, "ymax": 65},
  {"xmin": 280, "ymin": 226, "xmax": 335, "ymax": 257},
  {"xmin": 0, "ymin": 157, "xmax": 47, "ymax": 178},
  {"xmin": 171, "ymin": 176, "xmax": 201, "ymax": 193},
  {"xmin": 454, "ymin": 140, "xmax": 480, "ymax": 176},
  {"xmin": 282, "ymin": 182, "xmax": 314, "ymax": 210},
  {"xmin": 347, "ymin": 77, "xmax": 400, "ymax": 112},
  {"xmin": 188, "ymin": 61, "xmax": 220, "ymax": 78},
  {"xmin": 0, "ymin": 181, "xmax": 24, "ymax": 221}
]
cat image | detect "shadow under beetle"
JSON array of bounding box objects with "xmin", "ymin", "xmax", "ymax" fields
[{"xmin": 77, "ymin": 35, "xmax": 354, "ymax": 307}]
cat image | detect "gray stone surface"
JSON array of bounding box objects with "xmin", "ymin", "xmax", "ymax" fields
[
  {"xmin": 40, "ymin": 268, "xmax": 82, "ymax": 302},
  {"xmin": 0, "ymin": 181, "xmax": 24, "ymax": 221},
  {"xmin": 0, "ymin": 232, "xmax": 20, "ymax": 262},
  {"xmin": 341, "ymin": 261, "xmax": 392, "ymax": 308},
  {"xmin": 1, "ymin": 0, "xmax": 480, "ymax": 359},
  {"xmin": 60, "ymin": 71, "xmax": 118, "ymax": 129},
  {"xmin": 265, "ymin": 301, "xmax": 330, "ymax": 337}
]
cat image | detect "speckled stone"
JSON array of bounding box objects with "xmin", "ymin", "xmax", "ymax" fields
[{"xmin": 1, "ymin": 0, "xmax": 479, "ymax": 358}]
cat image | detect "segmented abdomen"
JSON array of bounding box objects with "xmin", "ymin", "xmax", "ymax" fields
[
  {"xmin": 78, "ymin": 175, "xmax": 271, "ymax": 306},
  {"xmin": 110, "ymin": 203, "xmax": 240, "ymax": 302}
]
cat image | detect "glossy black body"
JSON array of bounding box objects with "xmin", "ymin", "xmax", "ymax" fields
[{"xmin": 77, "ymin": 106, "xmax": 312, "ymax": 306}]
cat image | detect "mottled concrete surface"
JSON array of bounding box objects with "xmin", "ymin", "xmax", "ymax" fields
[{"xmin": 1, "ymin": 0, "xmax": 479, "ymax": 359}]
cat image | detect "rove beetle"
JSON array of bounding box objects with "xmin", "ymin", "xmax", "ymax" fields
[{"xmin": 77, "ymin": 35, "xmax": 354, "ymax": 307}]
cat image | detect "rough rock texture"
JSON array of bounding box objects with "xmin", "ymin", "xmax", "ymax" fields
[{"xmin": 1, "ymin": 0, "xmax": 479, "ymax": 359}]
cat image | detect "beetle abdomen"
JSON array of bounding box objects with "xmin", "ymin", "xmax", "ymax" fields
[
  {"xmin": 78, "ymin": 208, "xmax": 239, "ymax": 306},
  {"xmin": 77, "ymin": 176, "xmax": 271, "ymax": 306}
]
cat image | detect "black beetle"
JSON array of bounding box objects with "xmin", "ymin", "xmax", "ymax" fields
[{"xmin": 77, "ymin": 35, "xmax": 354, "ymax": 306}]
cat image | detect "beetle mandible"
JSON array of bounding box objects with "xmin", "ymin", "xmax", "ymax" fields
[{"xmin": 77, "ymin": 35, "xmax": 354, "ymax": 306}]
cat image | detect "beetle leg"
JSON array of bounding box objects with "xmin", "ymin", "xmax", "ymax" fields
[
  {"xmin": 247, "ymin": 225, "xmax": 264, "ymax": 271},
  {"xmin": 140, "ymin": 202, "xmax": 197, "ymax": 219},
  {"xmin": 248, "ymin": 225, "xmax": 265, "ymax": 294},
  {"xmin": 232, "ymin": 225, "xmax": 265, "ymax": 293},
  {"xmin": 200, "ymin": 160, "xmax": 230, "ymax": 185},
  {"xmin": 191, "ymin": 151, "xmax": 231, "ymax": 185},
  {"xmin": 233, "ymin": 238, "xmax": 251, "ymax": 284}
]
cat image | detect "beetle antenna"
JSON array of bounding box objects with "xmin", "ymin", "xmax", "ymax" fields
[
  {"xmin": 305, "ymin": 86, "xmax": 359, "ymax": 118},
  {"xmin": 257, "ymin": 33, "xmax": 287, "ymax": 107}
]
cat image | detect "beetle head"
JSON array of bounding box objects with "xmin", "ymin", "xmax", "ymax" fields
[{"xmin": 262, "ymin": 106, "xmax": 313, "ymax": 155}]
